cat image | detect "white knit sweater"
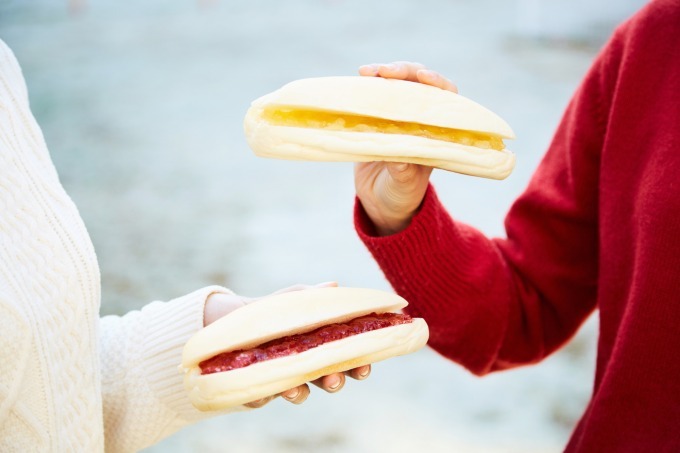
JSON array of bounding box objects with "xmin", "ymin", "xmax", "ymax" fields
[{"xmin": 0, "ymin": 39, "xmax": 233, "ymax": 452}]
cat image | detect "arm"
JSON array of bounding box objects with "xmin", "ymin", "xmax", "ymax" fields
[
  {"xmin": 99, "ymin": 283, "xmax": 370, "ymax": 452},
  {"xmin": 355, "ymin": 57, "xmax": 607, "ymax": 375},
  {"xmin": 99, "ymin": 286, "xmax": 235, "ymax": 453}
]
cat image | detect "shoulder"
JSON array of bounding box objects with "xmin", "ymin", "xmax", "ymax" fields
[
  {"xmin": 611, "ymin": 0, "xmax": 680, "ymax": 58},
  {"xmin": 582, "ymin": 0, "xmax": 680, "ymax": 111},
  {"xmin": 625, "ymin": 0, "xmax": 680, "ymax": 31},
  {"xmin": 0, "ymin": 39, "xmax": 30, "ymax": 110}
]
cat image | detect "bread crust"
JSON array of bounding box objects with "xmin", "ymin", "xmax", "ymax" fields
[
  {"xmin": 250, "ymin": 76, "xmax": 514, "ymax": 138},
  {"xmin": 245, "ymin": 112, "xmax": 515, "ymax": 179},
  {"xmin": 182, "ymin": 287, "xmax": 408, "ymax": 368},
  {"xmin": 185, "ymin": 319, "xmax": 428, "ymax": 411},
  {"xmin": 180, "ymin": 287, "xmax": 428, "ymax": 411},
  {"xmin": 243, "ymin": 76, "xmax": 516, "ymax": 179}
]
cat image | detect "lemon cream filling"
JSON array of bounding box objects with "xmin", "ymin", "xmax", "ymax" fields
[{"xmin": 262, "ymin": 107, "xmax": 506, "ymax": 151}]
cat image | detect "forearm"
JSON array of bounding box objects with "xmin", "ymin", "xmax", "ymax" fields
[
  {"xmin": 356, "ymin": 185, "xmax": 513, "ymax": 374},
  {"xmin": 99, "ymin": 286, "xmax": 239, "ymax": 453},
  {"xmin": 356, "ymin": 182, "xmax": 598, "ymax": 375},
  {"xmin": 355, "ymin": 43, "xmax": 609, "ymax": 374}
]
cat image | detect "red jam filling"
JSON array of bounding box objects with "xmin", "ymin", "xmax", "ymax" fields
[{"xmin": 199, "ymin": 312, "xmax": 412, "ymax": 375}]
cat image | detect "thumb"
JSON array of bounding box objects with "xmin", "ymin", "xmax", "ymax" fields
[
  {"xmin": 386, "ymin": 162, "xmax": 418, "ymax": 183},
  {"xmin": 382, "ymin": 163, "xmax": 432, "ymax": 206}
]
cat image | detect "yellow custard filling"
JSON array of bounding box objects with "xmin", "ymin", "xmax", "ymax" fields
[{"xmin": 263, "ymin": 108, "xmax": 506, "ymax": 151}]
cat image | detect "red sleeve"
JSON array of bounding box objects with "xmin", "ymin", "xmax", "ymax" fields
[{"xmin": 355, "ymin": 42, "xmax": 612, "ymax": 376}]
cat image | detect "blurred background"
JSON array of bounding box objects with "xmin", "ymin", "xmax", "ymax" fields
[{"xmin": 0, "ymin": 0, "xmax": 647, "ymax": 452}]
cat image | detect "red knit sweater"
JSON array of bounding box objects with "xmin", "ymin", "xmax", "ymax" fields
[{"xmin": 355, "ymin": 1, "xmax": 680, "ymax": 451}]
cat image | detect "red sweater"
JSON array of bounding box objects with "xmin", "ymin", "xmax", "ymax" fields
[{"xmin": 355, "ymin": 1, "xmax": 680, "ymax": 451}]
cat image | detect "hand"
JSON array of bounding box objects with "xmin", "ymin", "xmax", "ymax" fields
[
  {"xmin": 203, "ymin": 282, "xmax": 372, "ymax": 408},
  {"xmin": 354, "ymin": 61, "xmax": 458, "ymax": 236}
]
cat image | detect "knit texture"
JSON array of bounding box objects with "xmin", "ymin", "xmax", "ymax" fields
[
  {"xmin": 0, "ymin": 39, "xmax": 234, "ymax": 452},
  {"xmin": 356, "ymin": 1, "xmax": 680, "ymax": 451}
]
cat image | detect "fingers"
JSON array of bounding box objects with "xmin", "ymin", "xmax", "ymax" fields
[
  {"xmin": 245, "ymin": 383, "xmax": 312, "ymax": 408},
  {"xmin": 358, "ymin": 63, "xmax": 381, "ymax": 77},
  {"xmin": 358, "ymin": 61, "xmax": 457, "ymax": 93},
  {"xmin": 269, "ymin": 281, "xmax": 338, "ymax": 296},
  {"xmin": 246, "ymin": 367, "xmax": 371, "ymax": 408},
  {"xmin": 269, "ymin": 283, "xmax": 314, "ymax": 295},
  {"xmin": 359, "ymin": 61, "xmax": 425, "ymax": 82},
  {"xmin": 312, "ymin": 373, "xmax": 346, "ymax": 393},
  {"xmin": 416, "ymin": 69, "xmax": 458, "ymax": 93},
  {"xmin": 311, "ymin": 365, "xmax": 371, "ymax": 393},
  {"xmin": 379, "ymin": 61, "xmax": 426, "ymax": 81},
  {"xmin": 345, "ymin": 364, "xmax": 371, "ymax": 381},
  {"xmin": 280, "ymin": 384, "xmax": 311, "ymax": 405},
  {"xmin": 244, "ymin": 394, "xmax": 277, "ymax": 409},
  {"xmin": 315, "ymin": 281, "xmax": 338, "ymax": 288}
]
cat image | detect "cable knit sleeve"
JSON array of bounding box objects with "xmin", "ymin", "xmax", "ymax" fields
[
  {"xmin": 99, "ymin": 286, "xmax": 248, "ymax": 453},
  {"xmin": 1, "ymin": 38, "xmax": 250, "ymax": 452}
]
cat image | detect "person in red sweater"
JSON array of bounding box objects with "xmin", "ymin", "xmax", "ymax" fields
[{"xmin": 353, "ymin": 0, "xmax": 680, "ymax": 451}]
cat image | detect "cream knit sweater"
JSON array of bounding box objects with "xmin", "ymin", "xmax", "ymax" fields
[{"xmin": 0, "ymin": 39, "xmax": 234, "ymax": 452}]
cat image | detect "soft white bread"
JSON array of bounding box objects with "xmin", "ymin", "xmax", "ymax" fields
[
  {"xmin": 181, "ymin": 287, "xmax": 429, "ymax": 411},
  {"xmin": 244, "ymin": 76, "xmax": 516, "ymax": 179},
  {"xmin": 185, "ymin": 321, "xmax": 427, "ymax": 411}
]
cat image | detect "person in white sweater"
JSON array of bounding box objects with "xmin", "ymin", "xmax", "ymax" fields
[{"xmin": 0, "ymin": 39, "xmax": 369, "ymax": 452}]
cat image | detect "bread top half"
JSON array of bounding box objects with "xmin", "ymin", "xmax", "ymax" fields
[
  {"xmin": 182, "ymin": 287, "xmax": 409, "ymax": 368},
  {"xmin": 248, "ymin": 76, "xmax": 515, "ymax": 139}
]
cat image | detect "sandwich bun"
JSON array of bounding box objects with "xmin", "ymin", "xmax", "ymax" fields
[
  {"xmin": 244, "ymin": 76, "xmax": 516, "ymax": 179},
  {"xmin": 181, "ymin": 287, "xmax": 429, "ymax": 411}
]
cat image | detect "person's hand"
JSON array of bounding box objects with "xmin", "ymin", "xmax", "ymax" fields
[
  {"xmin": 354, "ymin": 61, "xmax": 458, "ymax": 236},
  {"xmin": 203, "ymin": 282, "xmax": 371, "ymax": 408}
]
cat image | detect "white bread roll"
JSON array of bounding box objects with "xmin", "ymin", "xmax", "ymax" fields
[
  {"xmin": 244, "ymin": 76, "xmax": 516, "ymax": 179},
  {"xmin": 181, "ymin": 287, "xmax": 429, "ymax": 411}
]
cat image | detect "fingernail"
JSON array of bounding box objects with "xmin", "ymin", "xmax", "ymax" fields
[
  {"xmin": 359, "ymin": 367, "xmax": 370, "ymax": 379},
  {"xmin": 315, "ymin": 281, "xmax": 337, "ymax": 288},
  {"xmin": 419, "ymin": 69, "xmax": 435, "ymax": 79},
  {"xmin": 394, "ymin": 163, "xmax": 408, "ymax": 172},
  {"xmin": 284, "ymin": 388, "xmax": 299, "ymax": 400},
  {"xmin": 359, "ymin": 64, "xmax": 377, "ymax": 75},
  {"xmin": 328, "ymin": 376, "xmax": 341, "ymax": 390}
]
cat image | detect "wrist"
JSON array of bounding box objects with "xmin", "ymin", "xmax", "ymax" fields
[
  {"xmin": 362, "ymin": 202, "xmax": 418, "ymax": 236},
  {"xmin": 374, "ymin": 214, "xmax": 414, "ymax": 236}
]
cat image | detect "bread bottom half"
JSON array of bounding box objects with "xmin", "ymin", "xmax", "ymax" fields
[
  {"xmin": 185, "ymin": 319, "xmax": 428, "ymax": 411},
  {"xmin": 245, "ymin": 119, "xmax": 515, "ymax": 180}
]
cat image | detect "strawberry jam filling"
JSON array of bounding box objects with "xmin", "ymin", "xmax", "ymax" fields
[{"xmin": 199, "ymin": 312, "xmax": 412, "ymax": 375}]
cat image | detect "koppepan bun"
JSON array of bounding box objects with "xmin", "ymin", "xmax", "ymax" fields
[
  {"xmin": 181, "ymin": 287, "xmax": 429, "ymax": 411},
  {"xmin": 244, "ymin": 76, "xmax": 516, "ymax": 179}
]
